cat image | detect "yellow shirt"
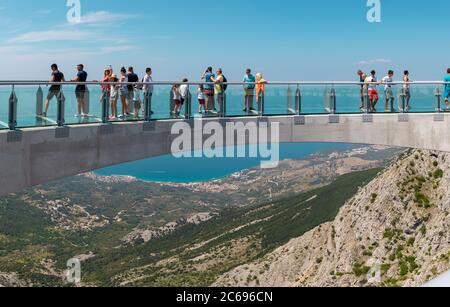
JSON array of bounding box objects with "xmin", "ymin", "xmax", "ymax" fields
[{"xmin": 214, "ymin": 75, "xmax": 224, "ymax": 94}]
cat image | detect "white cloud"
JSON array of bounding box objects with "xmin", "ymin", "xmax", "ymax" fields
[
  {"xmin": 8, "ymin": 30, "xmax": 94, "ymax": 43},
  {"xmin": 0, "ymin": 45, "xmax": 30, "ymax": 54},
  {"xmin": 357, "ymin": 59, "xmax": 393, "ymax": 65},
  {"xmin": 69, "ymin": 11, "xmax": 138, "ymax": 26},
  {"xmin": 100, "ymin": 46, "xmax": 140, "ymax": 53}
]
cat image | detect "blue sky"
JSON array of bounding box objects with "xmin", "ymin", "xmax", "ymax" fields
[{"xmin": 0, "ymin": 0, "xmax": 448, "ymax": 81}]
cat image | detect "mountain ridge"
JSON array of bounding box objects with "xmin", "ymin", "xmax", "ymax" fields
[{"xmin": 215, "ymin": 150, "xmax": 450, "ymax": 287}]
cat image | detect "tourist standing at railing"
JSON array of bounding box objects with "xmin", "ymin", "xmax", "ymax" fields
[
  {"xmin": 133, "ymin": 79, "xmax": 142, "ymax": 119},
  {"xmin": 71, "ymin": 64, "xmax": 88, "ymax": 118},
  {"xmin": 110, "ymin": 73, "xmax": 119, "ymax": 120},
  {"xmin": 119, "ymin": 67, "xmax": 129, "ymax": 118},
  {"xmin": 243, "ymin": 69, "xmax": 256, "ymax": 112},
  {"xmin": 99, "ymin": 67, "xmax": 111, "ymax": 101},
  {"xmin": 365, "ymin": 70, "xmax": 379, "ymax": 113},
  {"xmin": 142, "ymin": 68, "xmax": 154, "ymax": 117},
  {"xmin": 357, "ymin": 70, "xmax": 367, "ymax": 112},
  {"xmin": 180, "ymin": 78, "xmax": 189, "ymax": 107},
  {"xmin": 211, "ymin": 68, "xmax": 225, "ymax": 115},
  {"xmin": 126, "ymin": 67, "xmax": 139, "ymax": 115},
  {"xmin": 43, "ymin": 64, "xmax": 65, "ymax": 118},
  {"xmin": 197, "ymin": 84, "xmax": 206, "ymax": 114},
  {"xmin": 201, "ymin": 67, "xmax": 216, "ymax": 112},
  {"xmin": 381, "ymin": 70, "xmax": 395, "ymax": 112},
  {"xmin": 403, "ymin": 71, "xmax": 412, "ymax": 111},
  {"xmin": 255, "ymin": 73, "xmax": 267, "ymax": 105},
  {"xmin": 444, "ymin": 68, "xmax": 450, "ymax": 111},
  {"xmin": 172, "ymin": 84, "xmax": 182, "ymax": 116}
]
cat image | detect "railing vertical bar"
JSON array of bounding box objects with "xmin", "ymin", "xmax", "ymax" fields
[
  {"xmin": 56, "ymin": 91, "xmax": 65, "ymax": 127},
  {"xmin": 8, "ymin": 84, "xmax": 17, "ymax": 130}
]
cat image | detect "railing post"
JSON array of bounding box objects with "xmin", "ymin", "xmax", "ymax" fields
[
  {"xmin": 8, "ymin": 86, "xmax": 17, "ymax": 130},
  {"xmin": 36, "ymin": 86, "xmax": 43, "ymax": 116},
  {"xmin": 56, "ymin": 91, "xmax": 65, "ymax": 126},
  {"xmin": 287, "ymin": 85, "xmax": 293, "ymax": 113},
  {"xmin": 295, "ymin": 85, "xmax": 301, "ymax": 114},
  {"xmin": 184, "ymin": 89, "xmax": 191, "ymax": 119},
  {"xmin": 101, "ymin": 89, "xmax": 110, "ymax": 123},
  {"xmin": 144, "ymin": 92, "xmax": 153, "ymax": 121},
  {"xmin": 435, "ymin": 87, "xmax": 442, "ymax": 112},
  {"xmin": 329, "ymin": 87, "xmax": 336, "ymax": 114},
  {"xmin": 324, "ymin": 87, "xmax": 329, "ymax": 112},
  {"xmin": 363, "ymin": 87, "xmax": 370, "ymax": 113}
]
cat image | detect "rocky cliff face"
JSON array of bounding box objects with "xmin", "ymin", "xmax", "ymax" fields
[{"xmin": 215, "ymin": 150, "xmax": 450, "ymax": 287}]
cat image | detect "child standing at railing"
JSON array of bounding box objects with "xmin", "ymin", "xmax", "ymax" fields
[
  {"xmin": 110, "ymin": 74, "xmax": 119, "ymax": 120},
  {"xmin": 197, "ymin": 84, "xmax": 206, "ymax": 114},
  {"xmin": 172, "ymin": 84, "xmax": 182, "ymax": 116}
]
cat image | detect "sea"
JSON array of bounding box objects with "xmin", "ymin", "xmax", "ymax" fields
[{"xmin": 95, "ymin": 142, "xmax": 359, "ymax": 182}]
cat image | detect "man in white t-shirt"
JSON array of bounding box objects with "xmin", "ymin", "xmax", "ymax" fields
[
  {"xmin": 142, "ymin": 68, "xmax": 154, "ymax": 118},
  {"xmin": 381, "ymin": 70, "xmax": 395, "ymax": 112},
  {"xmin": 179, "ymin": 78, "xmax": 189, "ymax": 106},
  {"xmin": 365, "ymin": 70, "xmax": 379, "ymax": 112}
]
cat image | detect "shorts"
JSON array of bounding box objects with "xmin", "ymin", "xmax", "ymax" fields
[
  {"xmin": 110, "ymin": 92, "xmax": 118, "ymax": 101},
  {"xmin": 174, "ymin": 99, "xmax": 182, "ymax": 106},
  {"xmin": 75, "ymin": 90, "xmax": 86, "ymax": 100},
  {"xmin": 126, "ymin": 91, "xmax": 134, "ymax": 101},
  {"xmin": 244, "ymin": 88, "xmax": 255, "ymax": 96},
  {"xmin": 444, "ymin": 89, "xmax": 450, "ymax": 100},
  {"xmin": 384, "ymin": 88, "xmax": 394, "ymax": 100},
  {"xmin": 204, "ymin": 89, "xmax": 214, "ymax": 97},
  {"xmin": 403, "ymin": 88, "xmax": 411, "ymax": 99},
  {"xmin": 133, "ymin": 90, "xmax": 141, "ymax": 102},
  {"xmin": 198, "ymin": 99, "xmax": 206, "ymax": 105},
  {"xmin": 134, "ymin": 100, "xmax": 141, "ymax": 110},
  {"xmin": 47, "ymin": 90, "xmax": 60, "ymax": 100},
  {"xmin": 368, "ymin": 89, "xmax": 379, "ymax": 101}
]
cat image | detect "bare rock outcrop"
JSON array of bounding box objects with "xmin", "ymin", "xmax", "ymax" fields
[{"xmin": 215, "ymin": 150, "xmax": 450, "ymax": 287}]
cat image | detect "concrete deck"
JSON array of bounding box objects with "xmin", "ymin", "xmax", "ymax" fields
[{"xmin": 1, "ymin": 113, "xmax": 449, "ymax": 196}]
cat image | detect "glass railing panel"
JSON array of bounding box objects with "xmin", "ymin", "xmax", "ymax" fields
[
  {"xmin": 219, "ymin": 85, "xmax": 250, "ymax": 116},
  {"xmin": 62, "ymin": 84, "xmax": 102, "ymax": 125},
  {"xmin": 300, "ymin": 84, "xmax": 329, "ymax": 115},
  {"xmin": 151, "ymin": 84, "xmax": 183, "ymax": 120},
  {"xmin": 13, "ymin": 85, "xmax": 57, "ymax": 128},
  {"xmin": 332, "ymin": 84, "xmax": 365, "ymax": 114},
  {"xmin": 263, "ymin": 84, "xmax": 294, "ymax": 116},
  {"xmin": 405, "ymin": 84, "xmax": 440, "ymax": 113},
  {"xmin": 0, "ymin": 85, "xmax": 11, "ymax": 129}
]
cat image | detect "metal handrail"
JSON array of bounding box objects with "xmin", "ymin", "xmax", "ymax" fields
[{"xmin": 0, "ymin": 81, "xmax": 449, "ymax": 86}]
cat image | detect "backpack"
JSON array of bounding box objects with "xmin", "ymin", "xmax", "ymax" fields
[{"xmin": 222, "ymin": 75, "xmax": 228, "ymax": 92}]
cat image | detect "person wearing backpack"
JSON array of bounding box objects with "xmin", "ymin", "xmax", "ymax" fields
[
  {"xmin": 201, "ymin": 67, "xmax": 216, "ymax": 113},
  {"xmin": 212, "ymin": 68, "xmax": 225, "ymax": 115}
]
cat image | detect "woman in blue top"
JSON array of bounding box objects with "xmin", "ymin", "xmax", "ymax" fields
[
  {"xmin": 201, "ymin": 67, "xmax": 216, "ymax": 112},
  {"xmin": 445, "ymin": 68, "xmax": 450, "ymax": 110}
]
